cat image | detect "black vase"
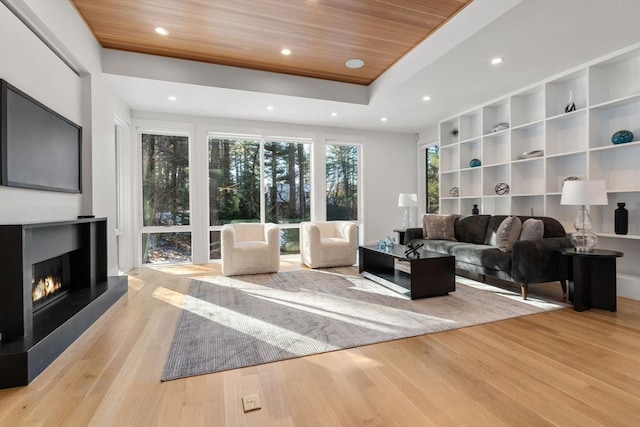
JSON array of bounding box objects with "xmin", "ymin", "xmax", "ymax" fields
[
  {"xmin": 472, "ymin": 204, "xmax": 479, "ymax": 215},
  {"xmin": 614, "ymin": 202, "xmax": 628, "ymax": 235}
]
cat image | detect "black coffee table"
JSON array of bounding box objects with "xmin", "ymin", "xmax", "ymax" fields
[{"xmin": 359, "ymin": 244, "xmax": 455, "ymax": 299}]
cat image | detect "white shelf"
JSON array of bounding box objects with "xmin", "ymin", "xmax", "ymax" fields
[
  {"xmin": 437, "ymin": 42, "xmax": 639, "ymax": 248},
  {"xmin": 597, "ymin": 233, "xmax": 640, "ymax": 240}
]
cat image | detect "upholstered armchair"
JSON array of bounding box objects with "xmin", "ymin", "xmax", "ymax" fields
[
  {"xmin": 221, "ymin": 223, "xmax": 280, "ymax": 276},
  {"xmin": 300, "ymin": 221, "xmax": 357, "ymax": 269}
]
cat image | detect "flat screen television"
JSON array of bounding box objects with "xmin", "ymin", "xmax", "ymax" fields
[{"xmin": 0, "ymin": 79, "xmax": 82, "ymax": 193}]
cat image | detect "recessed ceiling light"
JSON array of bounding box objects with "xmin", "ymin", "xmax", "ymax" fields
[
  {"xmin": 345, "ymin": 59, "xmax": 364, "ymax": 69},
  {"xmin": 331, "ymin": 112, "xmax": 338, "ymax": 117},
  {"xmin": 380, "ymin": 117, "xmax": 388, "ymax": 122},
  {"xmin": 154, "ymin": 27, "xmax": 169, "ymax": 36},
  {"xmin": 491, "ymin": 57, "xmax": 504, "ymax": 65},
  {"xmin": 281, "ymin": 48, "xmax": 292, "ymax": 56},
  {"xmin": 168, "ymin": 96, "xmax": 177, "ymax": 101},
  {"xmin": 266, "ymin": 105, "xmax": 274, "ymax": 111},
  {"xmin": 422, "ymin": 95, "xmax": 431, "ymax": 101}
]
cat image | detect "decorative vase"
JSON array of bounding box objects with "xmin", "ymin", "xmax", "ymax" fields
[
  {"xmin": 495, "ymin": 182, "xmax": 510, "ymax": 195},
  {"xmin": 565, "ymin": 90, "xmax": 576, "ymax": 113},
  {"xmin": 615, "ymin": 202, "xmax": 628, "ymax": 235},
  {"xmin": 611, "ymin": 130, "xmax": 634, "ymax": 145},
  {"xmin": 469, "ymin": 158, "xmax": 481, "ymax": 168},
  {"xmin": 472, "ymin": 204, "xmax": 479, "ymax": 215}
]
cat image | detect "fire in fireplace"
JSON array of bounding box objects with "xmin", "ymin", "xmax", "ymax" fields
[{"xmin": 32, "ymin": 254, "xmax": 71, "ymax": 312}]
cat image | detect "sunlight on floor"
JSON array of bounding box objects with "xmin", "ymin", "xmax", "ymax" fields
[
  {"xmin": 152, "ymin": 286, "xmax": 341, "ymax": 355},
  {"xmin": 456, "ymin": 277, "xmax": 566, "ymax": 309},
  {"xmin": 197, "ymin": 275, "xmax": 456, "ymax": 332}
]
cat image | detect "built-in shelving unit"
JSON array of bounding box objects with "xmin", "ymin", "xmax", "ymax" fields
[{"xmin": 438, "ymin": 43, "xmax": 640, "ymax": 297}]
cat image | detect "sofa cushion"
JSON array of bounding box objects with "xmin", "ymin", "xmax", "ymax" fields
[
  {"xmin": 449, "ymin": 244, "xmax": 511, "ymax": 274},
  {"xmin": 520, "ymin": 218, "xmax": 544, "ymax": 241},
  {"xmin": 484, "ymin": 215, "xmax": 509, "ymax": 245},
  {"xmin": 419, "ymin": 239, "xmax": 465, "ymax": 254},
  {"xmin": 423, "ymin": 214, "xmax": 457, "ymax": 241},
  {"xmin": 455, "ymin": 215, "xmax": 491, "ymax": 244},
  {"xmin": 496, "ymin": 216, "xmax": 522, "ymax": 252}
]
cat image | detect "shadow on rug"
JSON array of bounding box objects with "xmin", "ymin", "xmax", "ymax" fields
[{"xmin": 160, "ymin": 268, "xmax": 567, "ymax": 381}]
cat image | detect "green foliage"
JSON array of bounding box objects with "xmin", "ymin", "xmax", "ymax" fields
[
  {"xmin": 426, "ymin": 145, "xmax": 440, "ymax": 213},
  {"xmin": 326, "ymin": 144, "xmax": 358, "ymax": 220}
]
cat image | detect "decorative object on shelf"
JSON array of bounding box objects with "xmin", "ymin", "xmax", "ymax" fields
[
  {"xmin": 490, "ymin": 122, "xmax": 509, "ymax": 133},
  {"xmin": 449, "ymin": 186, "xmax": 459, "ymax": 197},
  {"xmin": 561, "ymin": 180, "xmax": 608, "ymax": 252},
  {"xmin": 469, "ymin": 158, "xmax": 481, "ymax": 167},
  {"xmin": 563, "ymin": 176, "xmax": 581, "ymax": 188},
  {"xmin": 519, "ymin": 150, "xmax": 544, "ymax": 160},
  {"xmin": 494, "ymin": 182, "xmax": 510, "ymax": 195},
  {"xmin": 472, "ymin": 204, "xmax": 479, "ymax": 215},
  {"xmin": 398, "ymin": 193, "xmax": 418, "ymax": 229},
  {"xmin": 611, "ymin": 130, "xmax": 634, "ymax": 145},
  {"xmin": 564, "ymin": 90, "xmax": 576, "ymax": 113},
  {"xmin": 615, "ymin": 202, "xmax": 628, "ymax": 235},
  {"xmin": 450, "ymin": 128, "xmax": 459, "ymax": 142}
]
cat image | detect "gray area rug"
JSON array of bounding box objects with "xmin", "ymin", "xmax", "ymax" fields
[{"xmin": 161, "ymin": 268, "xmax": 566, "ymax": 381}]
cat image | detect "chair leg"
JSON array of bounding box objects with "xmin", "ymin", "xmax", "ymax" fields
[{"xmin": 521, "ymin": 285, "xmax": 528, "ymax": 300}]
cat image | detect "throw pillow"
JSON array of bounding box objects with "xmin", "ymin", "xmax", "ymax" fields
[
  {"xmin": 495, "ymin": 216, "xmax": 522, "ymax": 252},
  {"xmin": 520, "ymin": 218, "xmax": 544, "ymax": 241},
  {"xmin": 424, "ymin": 214, "xmax": 457, "ymax": 241}
]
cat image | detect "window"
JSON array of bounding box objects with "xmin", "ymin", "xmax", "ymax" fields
[
  {"xmin": 208, "ymin": 138, "xmax": 261, "ymax": 225},
  {"xmin": 264, "ymin": 140, "xmax": 311, "ymax": 254},
  {"xmin": 207, "ymin": 137, "xmax": 261, "ymax": 258},
  {"xmin": 207, "ymin": 136, "xmax": 311, "ymax": 259},
  {"xmin": 140, "ymin": 133, "xmax": 191, "ymax": 264},
  {"xmin": 425, "ymin": 144, "xmax": 439, "ymax": 213},
  {"xmin": 326, "ymin": 143, "xmax": 359, "ymax": 220}
]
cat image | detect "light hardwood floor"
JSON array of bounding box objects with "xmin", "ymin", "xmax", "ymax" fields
[{"xmin": 1, "ymin": 260, "xmax": 639, "ymax": 426}]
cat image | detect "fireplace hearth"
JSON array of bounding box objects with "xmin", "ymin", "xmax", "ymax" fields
[{"xmin": 0, "ymin": 218, "xmax": 127, "ymax": 389}]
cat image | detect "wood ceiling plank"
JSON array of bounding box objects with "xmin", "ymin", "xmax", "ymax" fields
[{"xmin": 71, "ymin": 0, "xmax": 472, "ymax": 85}]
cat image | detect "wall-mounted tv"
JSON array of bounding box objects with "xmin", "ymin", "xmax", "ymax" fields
[{"xmin": 0, "ymin": 79, "xmax": 82, "ymax": 193}]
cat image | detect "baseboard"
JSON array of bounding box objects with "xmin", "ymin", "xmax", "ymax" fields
[{"xmin": 618, "ymin": 274, "xmax": 640, "ymax": 300}]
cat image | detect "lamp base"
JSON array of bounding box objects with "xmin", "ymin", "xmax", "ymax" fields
[
  {"xmin": 570, "ymin": 231, "xmax": 598, "ymax": 252},
  {"xmin": 402, "ymin": 207, "xmax": 416, "ymax": 229}
]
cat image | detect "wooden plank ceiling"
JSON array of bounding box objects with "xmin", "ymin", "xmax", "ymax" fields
[{"xmin": 71, "ymin": 0, "xmax": 471, "ymax": 85}]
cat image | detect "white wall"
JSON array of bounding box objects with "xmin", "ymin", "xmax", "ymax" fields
[
  {"xmin": 131, "ymin": 111, "xmax": 417, "ymax": 262},
  {"xmin": 0, "ymin": 0, "xmax": 131, "ymax": 275},
  {"xmin": 0, "ymin": 2, "xmax": 82, "ymax": 221}
]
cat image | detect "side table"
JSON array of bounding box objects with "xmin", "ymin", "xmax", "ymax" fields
[
  {"xmin": 557, "ymin": 248, "xmax": 624, "ymax": 312},
  {"xmin": 393, "ymin": 228, "xmax": 406, "ymax": 245}
]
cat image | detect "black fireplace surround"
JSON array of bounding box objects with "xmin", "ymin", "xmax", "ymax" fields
[{"xmin": 0, "ymin": 218, "xmax": 127, "ymax": 389}]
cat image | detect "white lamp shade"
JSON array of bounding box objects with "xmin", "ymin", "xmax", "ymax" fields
[
  {"xmin": 398, "ymin": 193, "xmax": 418, "ymax": 207},
  {"xmin": 560, "ymin": 180, "xmax": 608, "ymax": 206}
]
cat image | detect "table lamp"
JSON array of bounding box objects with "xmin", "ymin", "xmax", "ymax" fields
[
  {"xmin": 560, "ymin": 180, "xmax": 608, "ymax": 252},
  {"xmin": 398, "ymin": 193, "xmax": 418, "ymax": 229}
]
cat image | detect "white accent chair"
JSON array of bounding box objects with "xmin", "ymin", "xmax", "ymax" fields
[
  {"xmin": 221, "ymin": 223, "xmax": 280, "ymax": 276},
  {"xmin": 300, "ymin": 221, "xmax": 357, "ymax": 269}
]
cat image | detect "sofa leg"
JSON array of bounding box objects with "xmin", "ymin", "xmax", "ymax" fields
[
  {"xmin": 521, "ymin": 285, "xmax": 528, "ymax": 300},
  {"xmin": 560, "ymin": 280, "xmax": 567, "ymax": 296}
]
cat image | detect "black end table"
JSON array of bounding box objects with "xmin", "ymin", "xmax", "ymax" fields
[
  {"xmin": 393, "ymin": 228, "xmax": 406, "ymax": 245},
  {"xmin": 557, "ymin": 248, "xmax": 624, "ymax": 312}
]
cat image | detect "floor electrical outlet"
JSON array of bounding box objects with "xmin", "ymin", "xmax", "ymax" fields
[{"xmin": 242, "ymin": 394, "xmax": 261, "ymax": 413}]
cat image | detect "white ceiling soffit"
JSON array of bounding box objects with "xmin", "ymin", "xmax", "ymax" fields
[{"xmin": 102, "ymin": 0, "xmax": 640, "ymax": 133}]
